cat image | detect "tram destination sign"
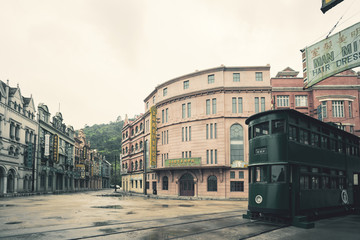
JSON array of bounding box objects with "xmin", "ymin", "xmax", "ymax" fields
[{"xmin": 302, "ymin": 21, "xmax": 360, "ymax": 89}]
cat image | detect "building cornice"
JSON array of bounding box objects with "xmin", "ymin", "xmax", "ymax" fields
[
  {"xmin": 144, "ymin": 65, "xmax": 270, "ymax": 102},
  {"xmin": 156, "ymin": 86, "xmax": 271, "ymax": 108}
]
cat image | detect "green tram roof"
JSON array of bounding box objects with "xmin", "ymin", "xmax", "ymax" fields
[{"xmin": 245, "ymin": 109, "xmax": 359, "ymax": 139}]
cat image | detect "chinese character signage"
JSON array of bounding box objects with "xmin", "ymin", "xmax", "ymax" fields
[
  {"xmin": 44, "ymin": 134, "xmax": 50, "ymax": 156},
  {"xmin": 150, "ymin": 106, "xmax": 157, "ymax": 168},
  {"xmin": 27, "ymin": 143, "xmax": 33, "ymax": 168},
  {"xmin": 53, "ymin": 134, "xmax": 59, "ymax": 164},
  {"xmin": 302, "ymin": 22, "xmax": 360, "ymax": 89},
  {"xmin": 76, "ymin": 164, "xmax": 85, "ymax": 179},
  {"xmin": 165, "ymin": 158, "xmax": 201, "ymax": 167}
]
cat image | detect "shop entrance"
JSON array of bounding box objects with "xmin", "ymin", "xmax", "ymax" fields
[{"xmin": 180, "ymin": 173, "xmax": 194, "ymax": 196}]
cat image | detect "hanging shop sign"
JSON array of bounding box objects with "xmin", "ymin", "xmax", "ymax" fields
[
  {"xmin": 53, "ymin": 134, "xmax": 59, "ymax": 164},
  {"xmin": 302, "ymin": 22, "xmax": 360, "ymax": 89},
  {"xmin": 27, "ymin": 143, "xmax": 33, "ymax": 168},
  {"xmin": 150, "ymin": 106, "xmax": 157, "ymax": 168},
  {"xmin": 44, "ymin": 134, "xmax": 50, "ymax": 156}
]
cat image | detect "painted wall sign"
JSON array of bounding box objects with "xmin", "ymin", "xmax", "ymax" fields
[
  {"xmin": 302, "ymin": 21, "xmax": 360, "ymax": 88},
  {"xmin": 165, "ymin": 158, "xmax": 201, "ymax": 167}
]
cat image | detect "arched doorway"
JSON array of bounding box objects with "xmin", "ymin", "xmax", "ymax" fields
[
  {"xmin": 7, "ymin": 170, "xmax": 15, "ymax": 193},
  {"xmin": 0, "ymin": 166, "xmax": 6, "ymax": 194},
  {"xmin": 179, "ymin": 173, "xmax": 194, "ymax": 196}
]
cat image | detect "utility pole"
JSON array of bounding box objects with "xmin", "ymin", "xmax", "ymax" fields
[{"xmin": 114, "ymin": 155, "xmax": 117, "ymax": 192}]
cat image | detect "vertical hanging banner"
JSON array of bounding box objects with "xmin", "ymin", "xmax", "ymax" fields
[
  {"xmin": 303, "ymin": 22, "xmax": 360, "ymax": 89},
  {"xmin": 149, "ymin": 106, "xmax": 157, "ymax": 168},
  {"xmin": 53, "ymin": 134, "xmax": 59, "ymax": 164},
  {"xmin": 27, "ymin": 143, "xmax": 33, "ymax": 168},
  {"xmin": 44, "ymin": 134, "xmax": 50, "ymax": 156}
]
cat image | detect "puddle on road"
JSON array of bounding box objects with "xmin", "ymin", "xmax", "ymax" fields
[
  {"xmin": 0, "ymin": 204, "xmax": 16, "ymax": 207},
  {"xmin": 43, "ymin": 216, "xmax": 63, "ymax": 220},
  {"xmin": 92, "ymin": 205, "xmax": 123, "ymax": 209},
  {"xmin": 178, "ymin": 204, "xmax": 194, "ymax": 207},
  {"xmin": 5, "ymin": 221, "xmax": 22, "ymax": 225}
]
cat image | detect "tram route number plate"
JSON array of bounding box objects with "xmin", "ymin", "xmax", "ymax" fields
[{"xmin": 255, "ymin": 147, "xmax": 267, "ymax": 155}]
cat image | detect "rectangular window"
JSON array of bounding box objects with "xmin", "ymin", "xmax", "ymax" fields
[
  {"xmin": 163, "ymin": 88, "xmax": 167, "ymax": 96},
  {"xmin": 332, "ymin": 101, "xmax": 344, "ymax": 117},
  {"xmin": 162, "ymin": 110, "xmax": 165, "ymax": 123},
  {"xmin": 212, "ymin": 98, "xmax": 217, "ymax": 114},
  {"xmin": 277, "ymin": 95, "xmax": 289, "ymax": 107},
  {"xmin": 183, "ymin": 80, "xmax": 189, "ymax": 89},
  {"xmin": 206, "ymin": 99, "xmax": 210, "ymax": 115},
  {"xmin": 206, "ymin": 124, "xmax": 209, "ymax": 139},
  {"xmin": 255, "ymin": 97, "xmax": 259, "ymax": 113},
  {"xmin": 166, "ymin": 108, "xmax": 168, "ymax": 123},
  {"xmin": 230, "ymin": 171, "xmax": 235, "ymax": 179},
  {"xmin": 321, "ymin": 101, "xmax": 327, "ymax": 118},
  {"xmin": 232, "ymin": 97, "xmax": 237, "ymax": 113},
  {"xmin": 187, "ymin": 103, "xmax": 191, "ymax": 118},
  {"xmin": 272, "ymin": 120, "xmax": 285, "ymax": 134},
  {"xmin": 349, "ymin": 101, "xmax": 352, "ymax": 118},
  {"xmin": 255, "ymin": 72, "xmax": 263, "ymax": 81},
  {"xmin": 215, "ymin": 149, "xmax": 217, "ymax": 164},
  {"xmin": 230, "ymin": 181, "xmax": 244, "ymax": 191},
  {"xmin": 233, "ymin": 73, "xmax": 240, "ymax": 82},
  {"xmin": 214, "ymin": 123, "xmax": 217, "ymax": 139},
  {"xmin": 239, "ymin": 171, "xmax": 244, "ymax": 179},
  {"xmin": 295, "ymin": 95, "xmax": 308, "ymax": 107},
  {"xmin": 238, "ymin": 97, "xmax": 243, "ymax": 113},
  {"xmin": 185, "ymin": 127, "xmax": 188, "ymax": 141},
  {"xmin": 210, "ymin": 123, "xmax": 213, "ymax": 139},
  {"xmin": 261, "ymin": 97, "xmax": 265, "ymax": 112},
  {"xmin": 206, "ymin": 150, "xmax": 209, "ymax": 164},
  {"xmin": 189, "ymin": 126, "xmax": 191, "ymax": 141},
  {"xmin": 208, "ymin": 74, "xmax": 215, "ymax": 84},
  {"xmin": 182, "ymin": 104, "xmax": 186, "ymax": 118},
  {"xmin": 211, "ymin": 149, "xmax": 213, "ymax": 164}
]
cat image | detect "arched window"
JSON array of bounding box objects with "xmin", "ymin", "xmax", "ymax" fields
[
  {"xmin": 140, "ymin": 123, "xmax": 143, "ymax": 131},
  {"xmin": 162, "ymin": 176, "xmax": 168, "ymax": 190},
  {"xmin": 125, "ymin": 163, "xmax": 128, "ymax": 169},
  {"xmin": 207, "ymin": 175, "xmax": 217, "ymax": 191},
  {"xmin": 135, "ymin": 161, "xmax": 138, "ymax": 170},
  {"xmin": 230, "ymin": 124, "xmax": 244, "ymax": 167},
  {"xmin": 131, "ymin": 162, "xmax": 134, "ymax": 171},
  {"xmin": 135, "ymin": 143, "xmax": 138, "ymax": 151},
  {"xmin": 140, "ymin": 141, "xmax": 143, "ymax": 149},
  {"xmin": 139, "ymin": 160, "xmax": 143, "ymax": 169},
  {"xmin": 136, "ymin": 126, "xmax": 138, "ymax": 133}
]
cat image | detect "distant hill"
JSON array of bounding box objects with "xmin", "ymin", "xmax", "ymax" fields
[{"xmin": 78, "ymin": 119, "xmax": 125, "ymax": 164}]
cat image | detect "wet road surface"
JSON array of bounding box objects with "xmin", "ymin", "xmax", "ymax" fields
[{"xmin": 0, "ymin": 190, "xmax": 359, "ymax": 239}]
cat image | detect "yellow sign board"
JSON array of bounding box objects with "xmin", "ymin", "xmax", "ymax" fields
[{"xmin": 150, "ymin": 106, "xmax": 157, "ymax": 168}]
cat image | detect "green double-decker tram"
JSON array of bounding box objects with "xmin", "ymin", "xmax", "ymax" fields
[{"xmin": 243, "ymin": 109, "xmax": 360, "ymax": 228}]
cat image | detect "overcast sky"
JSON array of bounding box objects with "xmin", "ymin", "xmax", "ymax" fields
[{"xmin": 0, "ymin": 0, "xmax": 359, "ymax": 130}]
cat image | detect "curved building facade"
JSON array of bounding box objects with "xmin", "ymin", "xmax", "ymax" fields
[{"xmin": 142, "ymin": 65, "xmax": 271, "ymax": 199}]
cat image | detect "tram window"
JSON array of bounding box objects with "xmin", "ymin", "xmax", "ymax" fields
[
  {"xmin": 311, "ymin": 176, "xmax": 320, "ymax": 189},
  {"xmin": 330, "ymin": 139, "xmax": 337, "ymax": 152},
  {"xmin": 254, "ymin": 166, "xmax": 268, "ymax": 183},
  {"xmin": 339, "ymin": 177, "xmax": 345, "ymax": 189},
  {"xmin": 300, "ymin": 175, "xmax": 310, "ymax": 189},
  {"xmin": 289, "ymin": 125, "xmax": 298, "ymax": 141},
  {"xmin": 330, "ymin": 177, "xmax": 338, "ymax": 189},
  {"xmin": 299, "ymin": 129, "xmax": 309, "ymax": 145},
  {"xmin": 310, "ymin": 133, "xmax": 320, "ymax": 147},
  {"xmin": 271, "ymin": 165, "xmax": 285, "ymax": 183},
  {"xmin": 311, "ymin": 167, "xmax": 319, "ymax": 173},
  {"xmin": 321, "ymin": 176, "xmax": 330, "ymax": 189},
  {"xmin": 248, "ymin": 127, "xmax": 252, "ymax": 140},
  {"xmin": 272, "ymin": 120, "xmax": 285, "ymax": 134},
  {"xmin": 254, "ymin": 122, "xmax": 269, "ymax": 137},
  {"xmin": 321, "ymin": 136, "xmax": 329, "ymax": 149},
  {"xmin": 354, "ymin": 174, "xmax": 359, "ymax": 186}
]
